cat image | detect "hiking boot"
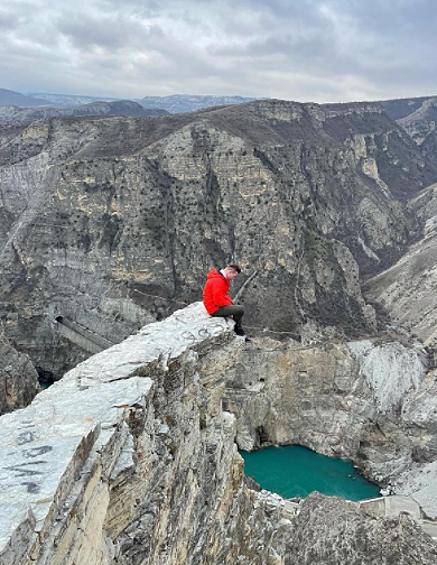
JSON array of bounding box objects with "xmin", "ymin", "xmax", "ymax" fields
[{"xmin": 234, "ymin": 324, "xmax": 246, "ymax": 337}]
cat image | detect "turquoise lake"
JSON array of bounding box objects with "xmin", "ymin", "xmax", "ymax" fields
[{"xmin": 240, "ymin": 445, "xmax": 381, "ymax": 501}]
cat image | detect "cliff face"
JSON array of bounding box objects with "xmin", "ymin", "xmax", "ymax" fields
[
  {"xmin": 398, "ymin": 97, "xmax": 437, "ymax": 160},
  {"xmin": 1, "ymin": 304, "xmax": 436, "ymax": 565},
  {"xmin": 1, "ymin": 100, "xmax": 436, "ymax": 379},
  {"xmin": 222, "ymin": 334, "xmax": 437, "ymax": 518},
  {"xmin": 0, "ymin": 335, "xmax": 39, "ymax": 415},
  {"xmin": 364, "ymin": 181, "xmax": 437, "ymax": 348}
]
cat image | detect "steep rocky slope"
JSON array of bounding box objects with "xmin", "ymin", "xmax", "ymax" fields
[
  {"xmin": 1, "ymin": 304, "xmax": 436, "ymax": 565},
  {"xmin": 0, "ymin": 334, "xmax": 39, "ymax": 415},
  {"xmin": 380, "ymin": 96, "xmax": 435, "ymax": 121},
  {"xmin": 398, "ymin": 97, "xmax": 437, "ymax": 160},
  {"xmin": 1, "ymin": 100, "xmax": 436, "ymax": 379},
  {"xmin": 380, "ymin": 95, "xmax": 437, "ymax": 163},
  {"xmin": 365, "ymin": 181, "xmax": 437, "ymax": 347}
]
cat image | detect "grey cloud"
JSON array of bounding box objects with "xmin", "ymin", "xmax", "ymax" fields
[
  {"xmin": 0, "ymin": 12, "xmax": 20, "ymax": 31},
  {"xmin": 0, "ymin": 0, "xmax": 436, "ymax": 102},
  {"xmin": 57, "ymin": 12, "xmax": 162, "ymax": 51}
]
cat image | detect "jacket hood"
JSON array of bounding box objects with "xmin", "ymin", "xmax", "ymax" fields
[{"xmin": 206, "ymin": 268, "xmax": 225, "ymax": 280}]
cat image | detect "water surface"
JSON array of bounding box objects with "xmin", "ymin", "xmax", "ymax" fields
[{"xmin": 241, "ymin": 445, "xmax": 380, "ymax": 501}]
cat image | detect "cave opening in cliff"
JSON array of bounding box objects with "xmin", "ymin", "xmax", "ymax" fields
[
  {"xmin": 240, "ymin": 445, "xmax": 380, "ymax": 501},
  {"xmin": 35, "ymin": 366, "xmax": 55, "ymax": 388}
]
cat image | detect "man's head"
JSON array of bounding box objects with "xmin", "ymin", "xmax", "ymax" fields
[{"xmin": 224, "ymin": 264, "xmax": 241, "ymax": 280}]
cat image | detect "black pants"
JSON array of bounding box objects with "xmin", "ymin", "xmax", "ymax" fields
[{"xmin": 211, "ymin": 304, "xmax": 244, "ymax": 325}]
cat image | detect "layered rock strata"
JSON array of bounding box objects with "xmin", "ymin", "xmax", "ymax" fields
[
  {"xmin": 222, "ymin": 335, "xmax": 437, "ymax": 518},
  {"xmin": 0, "ymin": 304, "xmax": 290, "ymax": 565},
  {"xmin": 1, "ymin": 303, "xmax": 437, "ymax": 565},
  {"xmin": 1, "ymin": 99, "xmax": 436, "ymax": 379}
]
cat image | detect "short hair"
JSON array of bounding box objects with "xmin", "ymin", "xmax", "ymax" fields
[{"xmin": 226, "ymin": 263, "xmax": 241, "ymax": 273}]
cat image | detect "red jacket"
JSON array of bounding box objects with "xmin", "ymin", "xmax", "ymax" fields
[{"xmin": 203, "ymin": 268, "xmax": 232, "ymax": 314}]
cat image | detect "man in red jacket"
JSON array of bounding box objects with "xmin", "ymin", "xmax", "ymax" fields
[{"xmin": 203, "ymin": 264, "xmax": 249, "ymax": 339}]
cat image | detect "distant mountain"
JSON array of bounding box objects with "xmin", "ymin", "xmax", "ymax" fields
[
  {"xmin": 0, "ymin": 88, "xmax": 49, "ymax": 107},
  {"xmin": 0, "ymin": 100, "xmax": 168, "ymax": 122},
  {"xmin": 398, "ymin": 97, "xmax": 437, "ymax": 158},
  {"xmin": 28, "ymin": 92, "xmax": 263, "ymax": 114},
  {"xmin": 380, "ymin": 96, "xmax": 435, "ymax": 120},
  {"xmin": 379, "ymin": 95, "xmax": 437, "ymax": 161},
  {"xmin": 139, "ymin": 94, "xmax": 263, "ymax": 113},
  {"xmin": 29, "ymin": 92, "xmax": 122, "ymax": 106}
]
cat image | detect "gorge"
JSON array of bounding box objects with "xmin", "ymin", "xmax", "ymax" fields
[
  {"xmin": 2, "ymin": 96, "xmax": 437, "ymax": 563},
  {"xmin": 1, "ymin": 98, "xmax": 437, "ymax": 386},
  {"xmin": 1, "ymin": 304, "xmax": 437, "ymax": 565}
]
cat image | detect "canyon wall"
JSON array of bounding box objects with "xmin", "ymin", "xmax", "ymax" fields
[
  {"xmin": 1, "ymin": 100, "xmax": 436, "ymax": 380},
  {"xmin": 0, "ymin": 333, "xmax": 39, "ymax": 415},
  {"xmin": 221, "ymin": 334, "xmax": 437, "ymax": 518},
  {"xmin": 1, "ymin": 304, "xmax": 437, "ymax": 565}
]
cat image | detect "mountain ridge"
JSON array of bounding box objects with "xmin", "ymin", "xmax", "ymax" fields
[{"xmin": 1, "ymin": 98, "xmax": 436, "ymax": 379}]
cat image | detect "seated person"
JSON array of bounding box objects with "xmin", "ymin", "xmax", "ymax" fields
[{"xmin": 203, "ymin": 264, "xmax": 249, "ymax": 340}]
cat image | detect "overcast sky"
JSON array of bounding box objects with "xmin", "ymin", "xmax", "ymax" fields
[{"xmin": 1, "ymin": 0, "xmax": 436, "ymax": 103}]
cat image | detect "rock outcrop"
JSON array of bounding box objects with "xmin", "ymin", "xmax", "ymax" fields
[
  {"xmin": 398, "ymin": 97, "xmax": 437, "ymax": 160},
  {"xmin": 1, "ymin": 99, "xmax": 436, "ymax": 379},
  {"xmin": 1, "ymin": 303, "xmax": 436, "ymax": 565},
  {"xmin": 221, "ymin": 334, "xmax": 437, "ymax": 518},
  {"xmin": 0, "ymin": 333, "xmax": 39, "ymax": 415},
  {"xmin": 290, "ymin": 493, "xmax": 437, "ymax": 565}
]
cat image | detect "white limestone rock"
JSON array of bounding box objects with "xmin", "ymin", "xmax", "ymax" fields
[
  {"xmin": 347, "ymin": 340, "xmax": 427, "ymax": 413},
  {"xmin": 2, "ymin": 302, "xmax": 437, "ymax": 565},
  {"xmin": 393, "ymin": 461, "xmax": 437, "ymax": 519}
]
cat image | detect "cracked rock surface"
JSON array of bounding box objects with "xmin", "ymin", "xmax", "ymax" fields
[
  {"xmin": 1, "ymin": 303, "xmax": 437, "ymax": 565},
  {"xmin": 0, "ymin": 334, "xmax": 39, "ymax": 415}
]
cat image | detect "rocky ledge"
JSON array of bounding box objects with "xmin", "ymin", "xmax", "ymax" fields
[{"xmin": 1, "ymin": 303, "xmax": 437, "ymax": 565}]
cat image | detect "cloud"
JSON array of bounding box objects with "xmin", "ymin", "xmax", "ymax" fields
[{"xmin": 0, "ymin": 0, "xmax": 436, "ymax": 102}]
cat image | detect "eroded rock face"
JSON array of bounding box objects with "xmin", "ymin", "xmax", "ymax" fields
[
  {"xmin": 222, "ymin": 335, "xmax": 437, "ymax": 517},
  {"xmin": 398, "ymin": 97, "xmax": 437, "ymax": 159},
  {"xmin": 1, "ymin": 303, "xmax": 436, "ymax": 565},
  {"xmin": 1, "ymin": 99, "xmax": 436, "ymax": 379},
  {"xmin": 0, "ymin": 335, "xmax": 39, "ymax": 415},
  {"xmin": 0, "ymin": 304, "xmax": 292, "ymax": 565},
  {"xmin": 365, "ymin": 181, "xmax": 437, "ymax": 348},
  {"xmin": 289, "ymin": 493, "xmax": 437, "ymax": 565}
]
